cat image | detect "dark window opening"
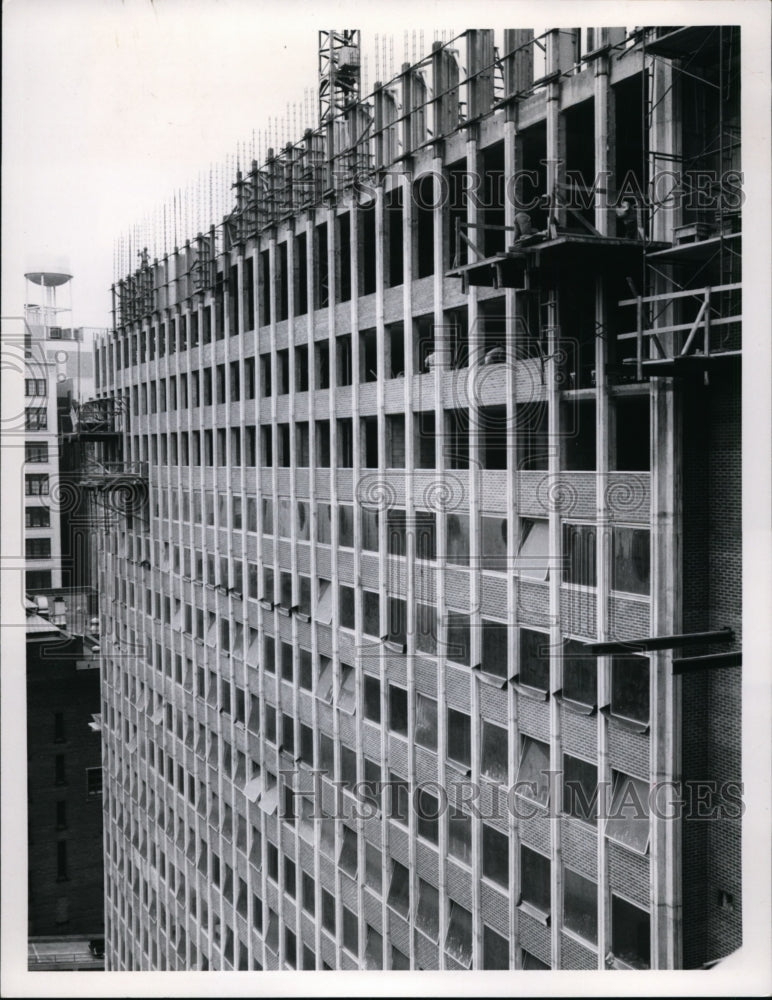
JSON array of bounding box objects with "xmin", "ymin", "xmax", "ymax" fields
[
  {"xmin": 562, "ymin": 637, "xmax": 596, "ymax": 707},
  {"xmin": 315, "ymin": 223, "xmax": 329, "ymax": 309},
  {"xmin": 385, "ymin": 187, "xmax": 403, "ymax": 287},
  {"xmin": 611, "ymin": 895, "xmax": 650, "ymax": 970},
  {"xmin": 479, "ymin": 404, "xmax": 508, "ymax": 469},
  {"xmin": 295, "ymin": 345, "xmax": 309, "ymax": 392},
  {"xmin": 387, "ymin": 322, "xmax": 404, "ymax": 378},
  {"xmin": 386, "ymin": 414, "xmax": 405, "ymax": 468},
  {"xmin": 361, "ymin": 416, "xmax": 378, "ymax": 468},
  {"xmin": 336, "ymin": 334, "xmax": 352, "ymax": 387},
  {"xmin": 315, "ymin": 419, "xmax": 331, "ymax": 467},
  {"xmin": 276, "ymin": 349, "xmax": 289, "ymax": 395},
  {"xmin": 414, "ymin": 314, "xmax": 435, "ymax": 373},
  {"xmin": 613, "ymin": 396, "xmax": 650, "ymax": 471},
  {"xmin": 414, "ymin": 175, "xmax": 435, "ymax": 278},
  {"xmin": 446, "ymin": 157, "xmax": 467, "ymax": 269},
  {"xmin": 337, "ymin": 213, "xmax": 351, "ymax": 302},
  {"xmin": 479, "ymin": 141, "xmax": 505, "ymax": 256},
  {"xmin": 359, "ymin": 328, "xmax": 378, "ymax": 383},
  {"xmin": 612, "ymin": 527, "xmax": 650, "ymax": 596},
  {"xmin": 611, "ymin": 656, "xmax": 649, "ymax": 724},
  {"xmin": 276, "ymin": 242, "xmax": 289, "ymax": 322},
  {"xmin": 416, "ymin": 411, "xmax": 436, "ymax": 469},
  {"xmin": 446, "ymin": 408, "xmax": 470, "ymax": 469},
  {"xmin": 562, "ymin": 399, "xmax": 596, "ymax": 469},
  {"xmin": 563, "ymin": 753, "xmax": 599, "ymax": 824},
  {"xmin": 294, "ymin": 232, "xmax": 308, "ymax": 316},
  {"xmin": 337, "ymin": 418, "xmax": 353, "ymax": 467},
  {"xmin": 315, "ymin": 340, "xmax": 330, "ymax": 389},
  {"xmin": 359, "ymin": 202, "xmax": 376, "ymax": 296}
]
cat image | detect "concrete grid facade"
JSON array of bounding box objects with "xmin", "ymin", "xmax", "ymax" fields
[{"xmin": 93, "ymin": 26, "xmax": 742, "ymax": 971}]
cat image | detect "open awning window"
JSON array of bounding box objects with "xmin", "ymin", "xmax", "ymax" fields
[{"xmin": 514, "ymin": 519, "xmax": 549, "ymax": 581}]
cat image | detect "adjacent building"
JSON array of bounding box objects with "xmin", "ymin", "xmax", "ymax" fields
[
  {"xmin": 26, "ymin": 591, "xmax": 104, "ymax": 942},
  {"xmin": 94, "ymin": 26, "xmax": 742, "ymax": 971}
]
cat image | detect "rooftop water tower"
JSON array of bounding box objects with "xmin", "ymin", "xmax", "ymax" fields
[{"xmin": 24, "ymin": 254, "xmax": 74, "ymax": 341}]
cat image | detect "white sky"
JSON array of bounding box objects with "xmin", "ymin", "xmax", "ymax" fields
[{"xmin": 1, "ymin": 0, "xmax": 504, "ymax": 329}]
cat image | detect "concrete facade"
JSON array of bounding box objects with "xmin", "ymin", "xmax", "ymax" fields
[{"xmin": 94, "ymin": 26, "xmax": 741, "ymax": 971}]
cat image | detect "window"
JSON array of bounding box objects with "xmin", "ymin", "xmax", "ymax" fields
[
  {"xmin": 56, "ymin": 800, "xmax": 67, "ymax": 830},
  {"xmin": 26, "ymin": 537, "xmax": 51, "ymax": 559},
  {"xmin": 414, "ymin": 693, "xmax": 437, "ymax": 751},
  {"xmin": 364, "ymin": 925, "xmax": 383, "ymax": 969},
  {"xmin": 26, "ymin": 507, "xmax": 50, "ymax": 528},
  {"xmin": 483, "ymin": 925, "xmax": 509, "ymax": 970},
  {"xmin": 446, "ymin": 611, "xmax": 471, "ymax": 666},
  {"xmin": 338, "ymin": 664, "xmax": 356, "ymax": 714},
  {"xmin": 25, "ymin": 442, "xmax": 48, "ymax": 463},
  {"xmin": 387, "ymin": 597, "xmax": 407, "ymax": 648},
  {"xmin": 606, "ymin": 772, "xmax": 650, "ymax": 854},
  {"xmin": 415, "ymin": 879, "xmax": 439, "ymax": 941},
  {"xmin": 25, "ymin": 378, "xmax": 47, "ymax": 396},
  {"xmin": 520, "ymin": 845, "xmax": 550, "ymax": 915},
  {"xmin": 563, "ymin": 867, "xmax": 597, "ymax": 943},
  {"xmin": 365, "ymin": 842, "xmax": 382, "ymax": 894},
  {"xmin": 612, "ymin": 527, "xmax": 650, "ymax": 595},
  {"xmin": 416, "ymin": 602, "xmax": 437, "ymax": 656},
  {"xmin": 447, "ymin": 709, "xmax": 471, "ymax": 769},
  {"xmin": 562, "ymin": 638, "xmax": 596, "ymax": 707},
  {"xmin": 611, "ymin": 895, "xmax": 650, "ymax": 969},
  {"xmin": 481, "ymin": 618, "xmax": 508, "ymax": 679},
  {"xmin": 416, "ymin": 788, "xmax": 439, "ymax": 843},
  {"xmin": 317, "ymin": 656, "xmax": 334, "ymax": 703},
  {"xmin": 387, "ymin": 860, "xmax": 410, "ymax": 916},
  {"xmin": 25, "ymin": 474, "xmax": 49, "ymax": 496},
  {"xmin": 316, "ymin": 502, "xmax": 332, "ymax": 544},
  {"xmin": 387, "ymin": 509, "xmax": 406, "ymax": 556},
  {"xmin": 482, "ymin": 824, "xmax": 509, "ymax": 888},
  {"xmin": 25, "ymin": 407, "xmax": 47, "ymax": 430},
  {"xmin": 338, "ymin": 504, "xmax": 354, "ymax": 547},
  {"xmin": 362, "ymin": 590, "xmax": 380, "ymax": 636},
  {"xmin": 562, "ymin": 754, "xmax": 598, "ymax": 824},
  {"xmin": 611, "ymin": 656, "xmax": 650, "ymax": 724},
  {"xmin": 342, "ymin": 905, "xmax": 358, "ymax": 957},
  {"xmin": 55, "ymin": 754, "xmax": 66, "ymax": 785},
  {"xmin": 514, "ymin": 518, "xmax": 549, "ymax": 580},
  {"xmin": 516, "ymin": 737, "xmax": 550, "ymax": 809},
  {"xmin": 415, "ymin": 511, "xmax": 436, "ymax": 560},
  {"xmin": 447, "ymin": 807, "xmax": 471, "ymax": 864},
  {"xmin": 519, "ymin": 628, "xmax": 550, "ymax": 691},
  {"xmin": 86, "ymin": 767, "xmax": 103, "ymax": 796},
  {"xmin": 481, "ymin": 515, "xmax": 508, "ymax": 569},
  {"xmin": 445, "ymin": 901, "xmax": 472, "ymax": 968},
  {"xmin": 481, "ymin": 721, "xmax": 508, "ymax": 782},
  {"xmin": 339, "ymin": 585, "xmax": 355, "ymax": 629},
  {"xmin": 302, "ymin": 871, "xmax": 315, "ymax": 915},
  {"xmin": 562, "ymin": 523, "xmax": 596, "ymax": 587},
  {"xmin": 447, "ymin": 513, "xmax": 469, "ymax": 565},
  {"xmin": 363, "ymin": 675, "xmax": 381, "ymax": 723},
  {"xmin": 339, "ymin": 826, "xmax": 358, "ymax": 879},
  {"xmin": 361, "ymin": 508, "xmax": 379, "ymax": 551},
  {"xmin": 388, "ymin": 685, "xmax": 408, "ymax": 736}
]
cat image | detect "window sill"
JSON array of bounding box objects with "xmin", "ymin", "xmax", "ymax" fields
[
  {"xmin": 602, "ymin": 707, "xmax": 649, "ymax": 735},
  {"xmin": 517, "ymin": 900, "xmax": 550, "ymax": 926},
  {"xmin": 512, "ymin": 681, "xmax": 549, "ymax": 701},
  {"xmin": 609, "ymin": 590, "xmax": 650, "ymax": 603},
  {"xmin": 559, "ymin": 693, "xmax": 597, "ymax": 716}
]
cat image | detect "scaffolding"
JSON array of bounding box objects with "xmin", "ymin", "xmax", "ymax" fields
[{"xmin": 617, "ymin": 25, "xmax": 742, "ymax": 379}]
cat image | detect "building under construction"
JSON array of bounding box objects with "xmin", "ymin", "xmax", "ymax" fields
[{"xmin": 91, "ymin": 26, "xmax": 742, "ymax": 971}]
